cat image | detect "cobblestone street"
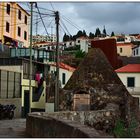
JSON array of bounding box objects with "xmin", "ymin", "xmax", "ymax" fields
[{"xmin": 0, "ymin": 119, "xmax": 29, "ymax": 138}]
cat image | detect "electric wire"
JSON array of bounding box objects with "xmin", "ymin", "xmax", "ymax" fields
[
  {"xmin": 35, "ymin": 4, "xmax": 49, "ymax": 36},
  {"xmin": 50, "ymin": 2, "xmax": 55, "ymax": 11},
  {"xmin": 60, "ymin": 19, "xmax": 71, "ymax": 36},
  {"xmin": 62, "ymin": 14, "xmax": 82, "ymax": 30},
  {"xmin": 0, "ymin": 5, "xmax": 54, "ymax": 16},
  {"xmin": 0, "ymin": 15, "xmax": 49, "ymax": 28}
]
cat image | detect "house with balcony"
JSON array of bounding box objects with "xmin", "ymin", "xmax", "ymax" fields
[
  {"xmin": 115, "ymin": 64, "xmax": 140, "ymax": 104},
  {"xmin": 0, "ymin": 2, "xmax": 30, "ymax": 48},
  {"xmin": 0, "ymin": 47, "xmax": 56, "ymax": 117},
  {"xmin": 0, "ymin": 57, "xmax": 49, "ymax": 117},
  {"xmin": 0, "ymin": 47, "xmax": 76, "ymax": 115}
]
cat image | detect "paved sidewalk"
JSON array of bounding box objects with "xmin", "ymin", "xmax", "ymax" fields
[{"xmin": 0, "ymin": 119, "xmax": 29, "ymax": 138}]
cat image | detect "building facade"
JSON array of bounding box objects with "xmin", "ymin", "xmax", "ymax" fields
[
  {"xmin": 117, "ymin": 43, "xmax": 134, "ymax": 57},
  {"xmin": 49, "ymin": 62, "xmax": 75, "ymax": 88},
  {"xmin": 63, "ymin": 41, "xmax": 76, "ymax": 48},
  {"xmin": 0, "ymin": 58, "xmax": 49, "ymax": 117},
  {"xmin": 33, "ymin": 34, "xmax": 56, "ymax": 43},
  {"xmin": 91, "ymin": 38, "xmax": 119, "ymax": 69},
  {"xmin": 132, "ymin": 45, "xmax": 140, "ymax": 57},
  {"xmin": 116, "ymin": 64, "xmax": 140, "ymax": 103},
  {"xmin": 0, "ymin": 2, "xmax": 30, "ymax": 48}
]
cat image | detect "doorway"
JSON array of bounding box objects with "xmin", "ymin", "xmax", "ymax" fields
[{"xmin": 24, "ymin": 90, "xmax": 29, "ymax": 118}]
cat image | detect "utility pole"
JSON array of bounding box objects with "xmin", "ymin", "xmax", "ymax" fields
[
  {"xmin": 29, "ymin": 2, "xmax": 35, "ymax": 113},
  {"xmin": 54, "ymin": 11, "xmax": 59, "ymax": 112},
  {"xmin": 51, "ymin": 26, "xmax": 53, "ymax": 42},
  {"xmin": 36, "ymin": 14, "xmax": 38, "ymax": 37},
  {"xmin": 1, "ymin": 2, "xmax": 5, "ymax": 51}
]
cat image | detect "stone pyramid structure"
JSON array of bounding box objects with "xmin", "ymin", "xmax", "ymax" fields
[{"xmin": 62, "ymin": 48, "xmax": 139, "ymax": 123}]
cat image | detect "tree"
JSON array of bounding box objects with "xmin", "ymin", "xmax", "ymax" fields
[
  {"xmin": 111, "ymin": 31, "xmax": 115, "ymax": 37},
  {"xmin": 103, "ymin": 26, "xmax": 107, "ymax": 37},
  {"xmin": 95, "ymin": 28, "xmax": 101, "ymax": 37},
  {"xmin": 72, "ymin": 35, "xmax": 77, "ymax": 41},
  {"xmin": 89, "ymin": 32, "xmax": 94, "ymax": 39},
  {"xmin": 75, "ymin": 50, "xmax": 86, "ymax": 58},
  {"xmin": 69, "ymin": 35, "xmax": 73, "ymax": 41},
  {"xmin": 63, "ymin": 33, "xmax": 67, "ymax": 42},
  {"xmin": 76, "ymin": 30, "xmax": 83, "ymax": 38},
  {"xmin": 82, "ymin": 30, "xmax": 87, "ymax": 37},
  {"xmin": 63, "ymin": 33, "xmax": 70, "ymax": 42}
]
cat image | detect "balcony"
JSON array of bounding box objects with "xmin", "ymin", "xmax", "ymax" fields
[{"xmin": 10, "ymin": 48, "xmax": 55, "ymax": 62}]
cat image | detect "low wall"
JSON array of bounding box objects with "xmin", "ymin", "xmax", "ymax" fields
[
  {"xmin": 44, "ymin": 108, "xmax": 119, "ymax": 130},
  {"xmin": 26, "ymin": 113, "xmax": 103, "ymax": 138},
  {"xmin": 0, "ymin": 98, "xmax": 22, "ymax": 118}
]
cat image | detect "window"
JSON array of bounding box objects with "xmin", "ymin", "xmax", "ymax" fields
[
  {"xmin": 136, "ymin": 49, "xmax": 139, "ymax": 55},
  {"xmin": 70, "ymin": 42, "xmax": 72, "ymax": 45},
  {"xmin": 23, "ymin": 62, "xmax": 29, "ymax": 79},
  {"xmin": 62, "ymin": 73, "xmax": 66, "ymax": 85},
  {"xmin": 78, "ymin": 40, "xmax": 80, "ymax": 43},
  {"xmin": 134, "ymin": 50, "xmax": 135, "ymax": 56},
  {"xmin": 25, "ymin": 15, "xmax": 27, "ymax": 24},
  {"xmin": 127, "ymin": 77, "xmax": 135, "ymax": 87},
  {"xmin": 6, "ymin": 22, "xmax": 9, "ymax": 32},
  {"xmin": 120, "ymin": 48, "xmax": 122, "ymax": 53},
  {"xmin": 18, "ymin": 10, "xmax": 21, "ymax": 20},
  {"xmin": 24, "ymin": 31, "xmax": 27, "ymax": 40},
  {"xmin": 7, "ymin": 4, "xmax": 10, "ymax": 15},
  {"xmin": 17, "ymin": 26, "xmax": 21, "ymax": 37}
]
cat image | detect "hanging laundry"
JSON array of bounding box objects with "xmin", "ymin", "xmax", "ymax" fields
[{"xmin": 35, "ymin": 72, "xmax": 41, "ymax": 84}]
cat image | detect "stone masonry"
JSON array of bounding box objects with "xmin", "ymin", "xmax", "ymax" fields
[{"xmin": 60, "ymin": 48, "xmax": 139, "ymax": 126}]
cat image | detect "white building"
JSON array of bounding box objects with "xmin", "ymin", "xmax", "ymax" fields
[
  {"xmin": 49, "ymin": 62, "xmax": 75, "ymax": 88},
  {"xmin": 33, "ymin": 34, "xmax": 56, "ymax": 43},
  {"xmin": 63, "ymin": 41, "xmax": 76, "ymax": 48},
  {"xmin": 116, "ymin": 64, "xmax": 140, "ymax": 102},
  {"xmin": 34, "ymin": 42, "xmax": 63, "ymax": 51},
  {"xmin": 76, "ymin": 36, "xmax": 89, "ymax": 53},
  {"xmin": 45, "ymin": 62, "xmax": 75, "ymax": 113},
  {"xmin": 132, "ymin": 45, "xmax": 140, "ymax": 57}
]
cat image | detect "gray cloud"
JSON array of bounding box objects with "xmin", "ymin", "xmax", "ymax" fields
[{"xmin": 35, "ymin": 2, "xmax": 140, "ymax": 36}]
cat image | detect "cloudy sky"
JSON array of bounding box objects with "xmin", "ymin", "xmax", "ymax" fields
[{"xmin": 20, "ymin": 2, "xmax": 140, "ymax": 38}]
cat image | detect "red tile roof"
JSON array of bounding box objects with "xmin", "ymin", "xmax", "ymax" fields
[
  {"xmin": 34, "ymin": 41, "xmax": 50, "ymax": 45},
  {"xmin": 116, "ymin": 43, "xmax": 133, "ymax": 47},
  {"xmin": 50, "ymin": 62, "xmax": 76, "ymax": 72},
  {"xmin": 47, "ymin": 42, "xmax": 63, "ymax": 46},
  {"xmin": 115, "ymin": 64, "xmax": 140, "ymax": 73},
  {"xmin": 136, "ymin": 34, "xmax": 140, "ymax": 39}
]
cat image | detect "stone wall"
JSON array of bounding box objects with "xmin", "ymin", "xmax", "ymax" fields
[
  {"xmin": 44, "ymin": 107, "xmax": 120, "ymax": 132},
  {"xmin": 61, "ymin": 48, "xmax": 139, "ymax": 124},
  {"xmin": 26, "ymin": 111, "xmax": 116, "ymax": 138},
  {"xmin": 26, "ymin": 112, "xmax": 110, "ymax": 138},
  {"xmin": 26, "ymin": 109, "xmax": 120, "ymax": 137}
]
